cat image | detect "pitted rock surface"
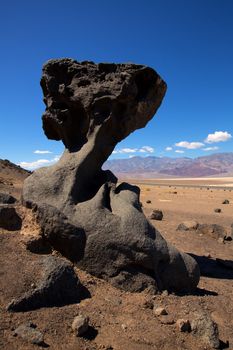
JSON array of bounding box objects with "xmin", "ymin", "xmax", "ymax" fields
[{"xmin": 22, "ymin": 59, "xmax": 200, "ymax": 293}]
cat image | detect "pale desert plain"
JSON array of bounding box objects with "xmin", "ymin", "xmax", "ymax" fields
[{"xmin": 0, "ymin": 162, "xmax": 233, "ymax": 350}]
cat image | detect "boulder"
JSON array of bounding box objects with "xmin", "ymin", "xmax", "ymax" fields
[
  {"xmin": 0, "ymin": 205, "xmax": 22, "ymax": 230},
  {"xmin": 22, "ymin": 59, "xmax": 200, "ymax": 293},
  {"xmin": 7, "ymin": 256, "xmax": 81, "ymax": 311}
]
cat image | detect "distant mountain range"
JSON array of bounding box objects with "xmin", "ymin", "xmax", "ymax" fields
[{"xmin": 103, "ymin": 152, "xmax": 233, "ymax": 178}]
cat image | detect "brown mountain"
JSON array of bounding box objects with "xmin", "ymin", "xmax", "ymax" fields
[{"xmin": 103, "ymin": 152, "xmax": 233, "ymax": 177}]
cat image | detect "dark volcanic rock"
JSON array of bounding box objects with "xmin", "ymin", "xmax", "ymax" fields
[
  {"xmin": 149, "ymin": 209, "xmax": 163, "ymax": 221},
  {"xmin": 0, "ymin": 205, "xmax": 22, "ymax": 230},
  {"xmin": 22, "ymin": 58, "xmax": 200, "ymax": 293},
  {"xmin": 0, "ymin": 193, "xmax": 17, "ymax": 204},
  {"xmin": 222, "ymin": 199, "xmax": 230, "ymax": 204},
  {"xmin": 7, "ymin": 256, "xmax": 81, "ymax": 311}
]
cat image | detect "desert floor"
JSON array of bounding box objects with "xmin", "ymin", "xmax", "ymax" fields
[{"xmin": 0, "ymin": 176, "xmax": 233, "ymax": 350}]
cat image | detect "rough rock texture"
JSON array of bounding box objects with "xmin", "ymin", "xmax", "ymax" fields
[
  {"xmin": 7, "ymin": 256, "xmax": 81, "ymax": 311},
  {"xmin": 22, "ymin": 58, "xmax": 200, "ymax": 293},
  {"xmin": 72, "ymin": 314, "xmax": 89, "ymax": 337},
  {"xmin": 177, "ymin": 221, "xmax": 199, "ymax": 231}
]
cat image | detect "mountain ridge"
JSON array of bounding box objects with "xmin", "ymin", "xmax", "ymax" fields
[{"xmin": 103, "ymin": 152, "xmax": 233, "ymax": 177}]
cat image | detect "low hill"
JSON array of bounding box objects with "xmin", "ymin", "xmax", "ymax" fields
[{"xmin": 0, "ymin": 159, "xmax": 30, "ymax": 199}]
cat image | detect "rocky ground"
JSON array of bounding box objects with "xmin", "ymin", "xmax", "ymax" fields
[{"xmin": 0, "ymin": 164, "xmax": 233, "ymax": 350}]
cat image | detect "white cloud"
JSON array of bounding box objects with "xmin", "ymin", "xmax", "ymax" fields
[
  {"xmin": 165, "ymin": 147, "xmax": 173, "ymax": 151},
  {"xmin": 202, "ymin": 146, "xmax": 219, "ymax": 151},
  {"xmin": 139, "ymin": 146, "xmax": 154, "ymax": 153},
  {"xmin": 113, "ymin": 146, "xmax": 154, "ymax": 154},
  {"xmin": 34, "ymin": 150, "xmax": 52, "ymax": 154},
  {"xmin": 175, "ymin": 150, "xmax": 185, "ymax": 154},
  {"xmin": 205, "ymin": 131, "xmax": 232, "ymax": 143},
  {"xmin": 18, "ymin": 155, "xmax": 61, "ymax": 170},
  {"xmin": 175, "ymin": 141, "xmax": 204, "ymax": 149},
  {"xmin": 113, "ymin": 148, "xmax": 138, "ymax": 154}
]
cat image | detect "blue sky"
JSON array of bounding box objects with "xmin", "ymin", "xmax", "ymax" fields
[{"xmin": 1, "ymin": 0, "xmax": 232, "ymax": 169}]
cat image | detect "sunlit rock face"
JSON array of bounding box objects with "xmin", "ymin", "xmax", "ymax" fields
[{"xmin": 23, "ymin": 59, "xmax": 200, "ymax": 293}]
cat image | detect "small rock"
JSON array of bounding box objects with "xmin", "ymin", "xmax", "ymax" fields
[
  {"xmin": 177, "ymin": 221, "xmax": 199, "ymax": 231},
  {"xmin": 160, "ymin": 316, "xmax": 175, "ymax": 325},
  {"xmin": 146, "ymin": 200, "xmax": 151, "ymax": 204},
  {"xmin": 13, "ymin": 324, "xmax": 44, "ymax": 345},
  {"xmin": 154, "ymin": 306, "xmax": 168, "ymax": 316},
  {"xmin": 198, "ymin": 224, "xmax": 226, "ymax": 240},
  {"xmin": 149, "ymin": 209, "xmax": 163, "ymax": 221},
  {"xmin": 214, "ymin": 208, "xmax": 221, "ymax": 213},
  {"xmin": 143, "ymin": 299, "xmax": 154, "ymax": 309},
  {"xmin": 0, "ymin": 193, "xmax": 17, "ymax": 204},
  {"xmin": 217, "ymin": 237, "xmax": 224, "ymax": 244},
  {"xmin": 222, "ymin": 199, "xmax": 230, "ymax": 204},
  {"xmin": 72, "ymin": 314, "xmax": 89, "ymax": 336},
  {"xmin": 191, "ymin": 312, "xmax": 220, "ymax": 349},
  {"xmin": 173, "ymin": 191, "xmax": 177, "ymax": 194},
  {"xmin": 176, "ymin": 319, "xmax": 191, "ymax": 332},
  {"xmin": 121, "ymin": 323, "xmax": 127, "ymax": 331}
]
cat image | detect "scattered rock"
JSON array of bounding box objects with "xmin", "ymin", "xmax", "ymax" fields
[
  {"xmin": 7, "ymin": 256, "xmax": 81, "ymax": 312},
  {"xmin": 197, "ymin": 224, "xmax": 226, "ymax": 240},
  {"xmin": 177, "ymin": 221, "xmax": 199, "ymax": 231},
  {"xmin": 154, "ymin": 307, "xmax": 168, "ymax": 316},
  {"xmin": 149, "ymin": 209, "xmax": 163, "ymax": 221},
  {"xmin": 72, "ymin": 314, "xmax": 89, "ymax": 337},
  {"xmin": 191, "ymin": 312, "xmax": 220, "ymax": 349},
  {"xmin": 0, "ymin": 192, "xmax": 17, "ymax": 204},
  {"xmin": 173, "ymin": 191, "xmax": 177, "ymax": 194},
  {"xmin": 146, "ymin": 200, "xmax": 152, "ymax": 204},
  {"xmin": 0, "ymin": 205, "xmax": 22, "ymax": 230},
  {"xmin": 176, "ymin": 319, "xmax": 191, "ymax": 332},
  {"xmin": 222, "ymin": 199, "xmax": 229, "ymax": 204},
  {"xmin": 214, "ymin": 208, "xmax": 221, "ymax": 213},
  {"xmin": 13, "ymin": 323, "xmax": 44, "ymax": 346},
  {"xmin": 217, "ymin": 237, "xmax": 224, "ymax": 244}
]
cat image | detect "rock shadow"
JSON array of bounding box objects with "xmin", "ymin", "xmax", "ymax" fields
[{"xmin": 190, "ymin": 254, "xmax": 233, "ymax": 280}]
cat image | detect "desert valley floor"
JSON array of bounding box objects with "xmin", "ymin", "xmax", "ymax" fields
[{"xmin": 0, "ymin": 167, "xmax": 233, "ymax": 350}]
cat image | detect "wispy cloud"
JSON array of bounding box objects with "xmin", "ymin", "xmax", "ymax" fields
[
  {"xmin": 175, "ymin": 150, "xmax": 185, "ymax": 154},
  {"xmin": 139, "ymin": 146, "xmax": 154, "ymax": 153},
  {"xmin": 205, "ymin": 131, "xmax": 232, "ymax": 143},
  {"xmin": 113, "ymin": 146, "xmax": 154, "ymax": 154},
  {"xmin": 202, "ymin": 146, "xmax": 219, "ymax": 151},
  {"xmin": 165, "ymin": 147, "xmax": 173, "ymax": 151},
  {"xmin": 18, "ymin": 155, "xmax": 61, "ymax": 170},
  {"xmin": 34, "ymin": 150, "xmax": 53, "ymax": 154},
  {"xmin": 175, "ymin": 141, "xmax": 204, "ymax": 149}
]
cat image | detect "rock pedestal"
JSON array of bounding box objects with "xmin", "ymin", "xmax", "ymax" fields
[{"xmin": 22, "ymin": 59, "xmax": 200, "ymax": 293}]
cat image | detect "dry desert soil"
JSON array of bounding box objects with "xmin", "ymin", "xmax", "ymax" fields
[{"xmin": 0, "ymin": 165, "xmax": 233, "ymax": 350}]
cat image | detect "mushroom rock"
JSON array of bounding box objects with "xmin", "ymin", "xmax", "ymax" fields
[{"xmin": 22, "ymin": 59, "xmax": 200, "ymax": 293}]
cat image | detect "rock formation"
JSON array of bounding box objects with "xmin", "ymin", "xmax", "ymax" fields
[{"xmin": 22, "ymin": 58, "xmax": 200, "ymax": 293}]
